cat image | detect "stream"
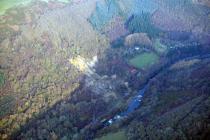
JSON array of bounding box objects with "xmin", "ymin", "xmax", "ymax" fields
[
  {"xmin": 104, "ymin": 84, "xmax": 149, "ymax": 125},
  {"xmin": 102, "ymin": 53, "xmax": 210, "ymax": 126}
]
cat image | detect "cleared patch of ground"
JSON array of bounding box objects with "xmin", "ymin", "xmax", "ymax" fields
[{"xmin": 129, "ymin": 52, "xmax": 159, "ymax": 69}]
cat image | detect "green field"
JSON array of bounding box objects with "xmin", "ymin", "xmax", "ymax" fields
[
  {"xmin": 96, "ymin": 131, "xmax": 127, "ymax": 140},
  {"xmin": 129, "ymin": 52, "xmax": 159, "ymax": 69},
  {"xmin": 0, "ymin": 0, "xmax": 70, "ymax": 15}
]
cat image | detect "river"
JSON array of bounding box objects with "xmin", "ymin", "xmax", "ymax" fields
[{"xmin": 102, "ymin": 53, "xmax": 210, "ymax": 126}]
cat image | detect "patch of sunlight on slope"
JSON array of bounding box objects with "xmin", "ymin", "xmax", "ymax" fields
[
  {"xmin": 0, "ymin": 0, "xmax": 71, "ymax": 15},
  {"xmin": 69, "ymin": 56, "xmax": 89, "ymax": 72},
  {"xmin": 69, "ymin": 55, "xmax": 98, "ymax": 75}
]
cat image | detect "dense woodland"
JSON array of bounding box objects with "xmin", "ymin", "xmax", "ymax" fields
[{"xmin": 0, "ymin": 0, "xmax": 210, "ymax": 140}]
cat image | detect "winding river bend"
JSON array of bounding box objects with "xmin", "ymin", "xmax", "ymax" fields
[{"xmin": 101, "ymin": 53, "xmax": 210, "ymax": 127}]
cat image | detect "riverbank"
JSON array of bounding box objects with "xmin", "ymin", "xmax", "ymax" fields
[{"xmin": 94, "ymin": 54, "xmax": 210, "ymax": 140}]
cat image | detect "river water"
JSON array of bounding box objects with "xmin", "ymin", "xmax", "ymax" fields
[
  {"xmin": 104, "ymin": 53, "xmax": 210, "ymax": 126},
  {"xmin": 104, "ymin": 84, "xmax": 149, "ymax": 125}
]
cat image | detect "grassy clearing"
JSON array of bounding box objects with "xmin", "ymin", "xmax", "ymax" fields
[
  {"xmin": 96, "ymin": 131, "xmax": 127, "ymax": 140},
  {"xmin": 129, "ymin": 52, "xmax": 159, "ymax": 69}
]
